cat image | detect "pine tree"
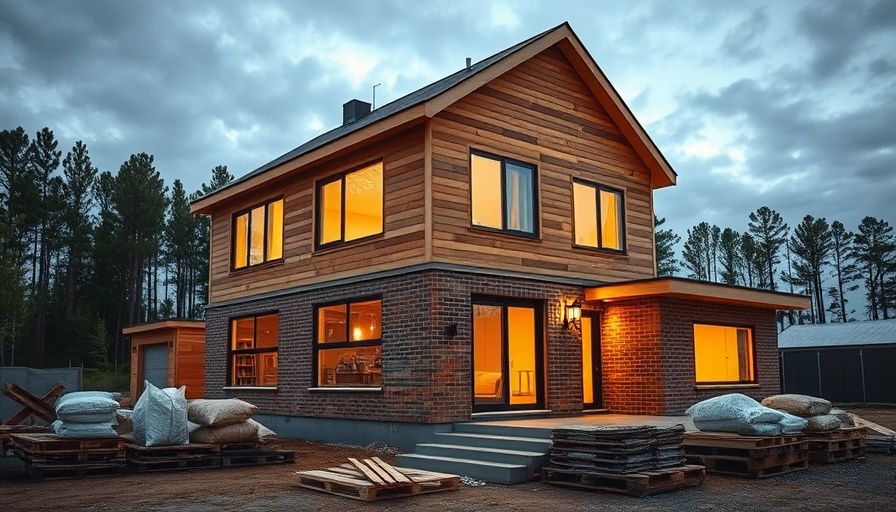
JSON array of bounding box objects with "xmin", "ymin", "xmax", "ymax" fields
[
  {"xmin": 654, "ymin": 216, "xmax": 680, "ymax": 276},
  {"xmin": 789, "ymin": 216, "xmax": 832, "ymax": 323},
  {"xmin": 747, "ymin": 206, "xmax": 788, "ymax": 291},
  {"xmin": 718, "ymin": 228, "xmax": 743, "ymax": 285},
  {"xmin": 828, "ymin": 221, "xmax": 859, "ymax": 322},
  {"xmin": 853, "ymin": 217, "xmax": 896, "ymax": 320}
]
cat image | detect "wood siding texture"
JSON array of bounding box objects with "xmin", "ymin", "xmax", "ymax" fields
[
  {"xmin": 128, "ymin": 325, "xmax": 206, "ymax": 404},
  {"xmin": 430, "ymin": 47, "xmax": 656, "ymax": 282},
  {"xmin": 207, "ymin": 126, "xmax": 427, "ymax": 304}
]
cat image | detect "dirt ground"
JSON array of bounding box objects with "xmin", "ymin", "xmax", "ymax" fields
[{"xmin": 1, "ymin": 407, "xmax": 895, "ymax": 512}]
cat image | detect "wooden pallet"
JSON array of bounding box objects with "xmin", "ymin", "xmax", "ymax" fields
[
  {"xmin": 541, "ymin": 464, "xmax": 705, "ymax": 497},
  {"xmin": 684, "ymin": 433, "xmax": 808, "ymax": 478},
  {"xmin": 804, "ymin": 427, "xmax": 867, "ymax": 463},
  {"xmin": 12, "ymin": 433, "xmax": 124, "ymax": 462},
  {"xmin": 220, "ymin": 448, "xmax": 295, "ymax": 467},
  {"xmin": 296, "ymin": 457, "xmax": 459, "ymax": 501},
  {"xmin": 126, "ymin": 442, "xmax": 222, "ymax": 472},
  {"xmin": 23, "ymin": 459, "xmax": 127, "ymax": 481}
]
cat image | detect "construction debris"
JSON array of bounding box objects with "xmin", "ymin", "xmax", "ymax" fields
[
  {"xmin": 296, "ymin": 457, "xmax": 459, "ymax": 501},
  {"xmin": 849, "ymin": 414, "xmax": 896, "ymax": 454}
]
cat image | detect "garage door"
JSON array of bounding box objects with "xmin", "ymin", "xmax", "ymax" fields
[{"xmin": 143, "ymin": 343, "xmax": 169, "ymax": 389}]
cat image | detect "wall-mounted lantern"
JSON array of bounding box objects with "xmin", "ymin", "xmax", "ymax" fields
[{"xmin": 563, "ymin": 299, "xmax": 582, "ymax": 332}]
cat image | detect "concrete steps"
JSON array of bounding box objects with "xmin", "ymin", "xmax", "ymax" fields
[{"xmin": 395, "ymin": 422, "xmax": 552, "ymax": 485}]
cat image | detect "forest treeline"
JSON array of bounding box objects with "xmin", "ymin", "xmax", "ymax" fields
[
  {"xmin": 0, "ymin": 126, "xmax": 233, "ymax": 370},
  {"xmin": 655, "ymin": 207, "xmax": 896, "ymax": 325}
]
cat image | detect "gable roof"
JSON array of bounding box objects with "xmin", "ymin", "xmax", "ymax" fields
[
  {"xmin": 778, "ymin": 319, "xmax": 896, "ymax": 349},
  {"xmin": 192, "ymin": 22, "xmax": 677, "ymax": 214}
]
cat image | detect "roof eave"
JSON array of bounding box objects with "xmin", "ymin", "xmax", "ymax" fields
[{"xmin": 585, "ymin": 277, "xmax": 811, "ymax": 310}]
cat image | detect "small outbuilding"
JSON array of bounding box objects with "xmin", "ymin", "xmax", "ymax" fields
[
  {"xmin": 778, "ymin": 319, "xmax": 896, "ymax": 404},
  {"xmin": 123, "ymin": 320, "xmax": 206, "ymax": 405}
]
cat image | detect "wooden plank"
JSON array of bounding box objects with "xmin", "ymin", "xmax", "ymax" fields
[
  {"xmin": 348, "ymin": 457, "xmax": 387, "ymax": 485},
  {"xmin": 371, "ymin": 456, "xmax": 413, "ymax": 484},
  {"xmin": 542, "ymin": 465, "xmax": 705, "ymax": 497},
  {"xmin": 3, "ymin": 384, "xmax": 58, "ymax": 423}
]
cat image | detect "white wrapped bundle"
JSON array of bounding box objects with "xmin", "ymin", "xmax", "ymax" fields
[
  {"xmin": 686, "ymin": 393, "xmax": 785, "ymax": 434},
  {"xmin": 132, "ymin": 381, "xmax": 189, "ymax": 447}
]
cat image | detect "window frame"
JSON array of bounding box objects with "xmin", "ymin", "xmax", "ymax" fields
[
  {"xmin": 692, "ymin": 322, "xmax": 757, "ymax": 385},
  {"xmin": 227, "ymin": 312, "xmax": 279, "ymax": 388},
  {"xmin": 571, "ymin": 179, "xmax": 626, "ymax": 253},
  {"xmin": 312, "ymin": 296, "xmax": 384, "ymax": 388},
  {"xmin": 230, "ymin": 197, "xmax": 284, "ymax": 271},
  {"xmin": 469, "ymin": 150, "xmax": 539, "ymax": 238},
  {"xmin": 314, "ymin": 160, "xmax": 384, "ymax": 251}
]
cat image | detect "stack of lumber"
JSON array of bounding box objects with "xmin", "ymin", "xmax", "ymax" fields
[
  {"xmin": 549, "ymin": 424, "xmax": 688, "ymax": 473},
  {"xmin": 851, "ymin": 415, "xmax": 896, "ymax": 455},
  {"xmin": 11, "ymin": 432, "xmax": 125, "ymax": 480},
  {"xmin": 296, "ymin": 457, "xmax": 459, "ymax": 502},
  {"xmin": 684, "ymin": 431, "xmax": 808, "ymax": 478},
  {"xmin": 543, "ymin": 424, "xmax": 704, "ymax": 497},
  {"xmin": 804, "ymin": 426, "xmax": 867, "ymax": 463}
]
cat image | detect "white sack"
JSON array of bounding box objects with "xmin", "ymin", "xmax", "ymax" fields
[
  {"xmin": 132, "ymin": 381, "xmax": 189, "ymax": 447},
  {"xmin": 188, "ymin": 398, "xmax": 258, "ymax": 427},
  {"xmin": 190, "ymin": 420, "xmax": 258, "ymax": 444},
  {"xmin": 760, "ymin": 394, "xmax": 832, "ymax": 417},
  {"xmin": 55, "ymin": 391, "xmax": 119, "ymax": 416},
  {"xmin": 53, "ymin": 419, "xmax": 119, "ymax": 438},
  {"xmin": 687, "ymin": 393, "xmax": 786, "ymax": 434},
  {"xmin": 778, "ymin": 410, "xmax": 809, "ymax": 433},
  {"xmin": 804, "ymin": 414, "xmax": 842, "ymax": 432}
]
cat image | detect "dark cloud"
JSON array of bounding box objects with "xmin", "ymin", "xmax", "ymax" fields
[{"xmin": 720, "ymin": 8, "xmax": 769, "ymax": 63}]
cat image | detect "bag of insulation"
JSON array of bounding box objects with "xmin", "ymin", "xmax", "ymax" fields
[
  {"xmin": 760, "ymin": 394, "xmax": 832, "ymax": 417},
  {"xmin": 132, "ymin": 381, "xmax": 189, "ymax": 446},
  {"xmin": 686, "ymin": 393, "xmax": 785, "ymax": 434}
]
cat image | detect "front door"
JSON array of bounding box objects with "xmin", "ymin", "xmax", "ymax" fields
[
  {"xmin": 581, "ymin": 312, "xmax": 603, "ymax": 409},
  {"xmin": 472, "ymin": 299, "xmax": 543, "ymax": 412}
]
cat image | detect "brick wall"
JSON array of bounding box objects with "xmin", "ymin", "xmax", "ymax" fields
[
  {"xmin": 600, "ymin": 297, "xmax": 780, "ymax": 415},
  {"xmin": 205, "ymin": 268, "xmax": 583, "ymax": 424}
]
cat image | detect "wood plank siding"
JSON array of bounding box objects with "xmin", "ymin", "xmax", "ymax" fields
[
  {"xmin": 207, "ymin": 125, "xmax": 427, "ymax": 303},
  {"xmin": 429, "ymin": 47, "xmax": 656, "ymax": 281}
]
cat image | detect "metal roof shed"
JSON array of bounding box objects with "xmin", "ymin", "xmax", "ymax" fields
[{"xmin": 778, "ymin": 320, "xmax": 896, "ymax": 404}]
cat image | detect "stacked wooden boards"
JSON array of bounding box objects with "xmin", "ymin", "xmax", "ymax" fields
[
  {"xmin": 11, "ymin": 432, "xmax": 126, "ymax": 480},
  {"xmin": 542, "ymin": 424, "xmax": 705, "ymax": 497},
  {"xmin": 296, "ymin": 457, "xmax": 459, "ymax": 501}
]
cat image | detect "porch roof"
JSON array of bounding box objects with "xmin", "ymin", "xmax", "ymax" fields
[{"xmin": 584, "ymin": 276, "xmax": 810, "ymax": 311}]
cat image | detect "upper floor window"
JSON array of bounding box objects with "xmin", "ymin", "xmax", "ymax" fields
[
  {"xmin": 693, "ymin": 324, "xmax": 755, "ymax": 384},
  {"xmin": 573, "ymin": 180, "xmax": 624, "ymax": 251},
  {"xmin": 232, "ymin": 198, "xmax": 284, "ymax": 270},
  {"xmin": 316, "ymin": 161, "xmax": 383, "ymax": 249},
  {"xmin": 315, "ymin": 298, "xmax": 383, "ymax": 387},
  {"xmin": 470, "ymin": 152, "xmax": 537, "ymax": 236},
  {"xmin": 230, "ymin": 313, "xmax": 279, "ymax": 387}
]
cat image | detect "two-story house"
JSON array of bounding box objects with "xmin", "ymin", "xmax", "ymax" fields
[{"xmin": 191, "ymin": 23, "xmax": 808, "ymax": 449}]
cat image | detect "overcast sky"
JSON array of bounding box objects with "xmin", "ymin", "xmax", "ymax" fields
[{"xmin": 2, "ymin": 0, "xmax": 894, "ymax": 257}]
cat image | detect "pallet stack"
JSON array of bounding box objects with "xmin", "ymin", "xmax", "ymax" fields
[
  {"xmin": 125, "ymin": 441, "xmax": 295, "ymax": 472},
  {"xmin": 542, "ymin": 424, "xmax": 705, "ymax": 497},
  {"xmin": 296, "ymin": 457, "xmax": 459, "ymax": 501},
  {"xmin": 803, "ymin": 427, "xmax": 867, "ymax": 463},
  {"xmin": 683, "ymin": 431, "xmax": 808, "ymax": 478},
  {"xmin": 11, "ymin": 432, "xmax": 126, "ymax": 481}
]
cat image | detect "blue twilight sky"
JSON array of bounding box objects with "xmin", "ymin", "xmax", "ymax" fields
[{"xmin": 1, "ymin": 0, "xmax": 894, "ymax": 273}]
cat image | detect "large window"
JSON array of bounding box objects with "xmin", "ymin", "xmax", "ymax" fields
[
  {"xmin": 470, "ymin": 152, "xmax": 537, "ymax": 236},
  {"xmin": 573, "ymin": 180, "xmax": 624, "ymax": 251},
  {"xmin": 230, "ymin": 313, "xmax": 279, "ymax": 387},
  {"xmin": 693, "ymin": 324, "xmax": 755, "ymax": 384},
  {"xmin": 315, "ymin": 298, "xmax": 382, "ymax": 387},
  {"xmin": 316, "ymin": 161, "xmax": 383, "ymax": 249},
  {"xmin": 232, "ymin": 198, "xmax": 283, "ymax": 270}
]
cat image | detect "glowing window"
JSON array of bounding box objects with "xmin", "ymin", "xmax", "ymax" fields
[
  {"xmin": 693, "ymin": 324, "xmax": 755, "ymax": 384},
  {"xmin": 316, "ymin": 162, "xmax": 383, "ymax": 249},
  {"xmin": 232, "ymin": 198, "xmax": 284, "ymax": 270},
  {"xmin": 471, "ymin": 152, "xmax": 537, "ymax": 235},
  {"xmin": 573, "ymin": 180, "xmax": 624, "ymax": 251},
  {"xmin": 229, "ymin": 313, "xmax": 279, "ymax": 387},
  {"xmin": 315, "ymin": 298, "xmax": 383, "ymax": 387}
]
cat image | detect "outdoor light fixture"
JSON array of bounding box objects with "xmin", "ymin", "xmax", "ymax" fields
[{"xmin": 563, "ymin": 299, "xmax": 582, "ymax": 331}]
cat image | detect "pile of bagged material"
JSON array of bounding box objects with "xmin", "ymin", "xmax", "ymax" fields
[
  {"xmin": 52, "ymin": 391, "xmax": 121, "ymax": 438},
  {"xmin": 188, "ymin": 398, "xmax": 277, "ymax": 444},
  {"xmin": 686, "ymin": 393, "xmax": 808, "ymax": 435},
  {"xmin": 760, "ymin": 394, "xmax": 853, "ymax": 432},
  {"xmin": 549, "ymin": 424, "xmax": 687, "ymax": 473},
  {"xmin": 132, "ymin": 381, "xmax": 189, "ymax": 446}
]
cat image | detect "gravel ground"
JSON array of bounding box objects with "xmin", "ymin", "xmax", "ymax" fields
[{"xmin": 1, "ymin": 407, "xmax": 894, "ymax": 512}]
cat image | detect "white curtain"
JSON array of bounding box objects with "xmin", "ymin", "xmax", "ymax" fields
[{"xmin": 505, "ymin": 163, "xmax": 533, "ymax": 233}]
